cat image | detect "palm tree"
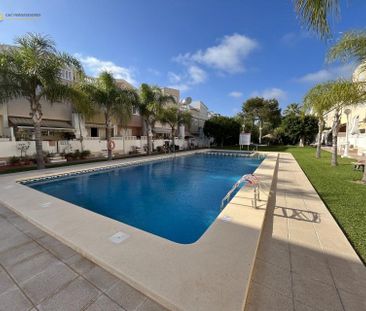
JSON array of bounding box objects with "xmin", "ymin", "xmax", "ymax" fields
[
  {"xmin": 304, "ymin": 80, "xmax": 366, "ymax": 166},
  {"xmin": 78, "ymin": 72, "xmax": 139, "ymax": 160},
  {"xmin": 283, "ymin": 103, "xmax": 302, "ymax": 116},
  {"xmin": 293, "ymin": 0, "xmax": 340, "ymax": 38},
  {"xmin": 159, "ymin": 106, "xmax": 191, "ymax": 152},
  {"xmin": 328, "ymin": 30, "xmax": 366, "ymax": 66},
  {"xmin": 138, "ymin": 84, "xmax": 174, "ymax": 154},
  {"xmin": 328, "ymin": 30, "xmax": 366, "ymax": 181},
  {"xmin": 0, "ymin": 33, "xmax": 82, "ymax": 169},
  {"xmin": 70, "ymin": 84, "xmax": 96, "ymax": 152},
  {"xmin": 304, "ymin": 84, "xmax": 333, "ymax": 158}
]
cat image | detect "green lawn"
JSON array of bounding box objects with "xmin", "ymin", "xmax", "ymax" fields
[{"xmin": 223, "ymin": 145, "xmax": 366, "ymax": 263}]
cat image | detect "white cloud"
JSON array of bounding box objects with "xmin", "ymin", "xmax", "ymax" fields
[
  {"xmin": 229, "ymin": 91, "xmax": 243, "ymax": 98},
  {"xmin": 251, "ymin": 88, "xmax": 287, "ymax": 101},
  {"xmin": 167, "ymin": 65, "xmax": 207, "ymax": 92},
  {"xmin": 147, "ymin": 68, "xmax": 161, "ymax": 76},
  {"xmin": 175, "ymin": 33, "xmax": 258, "ymax": 74},
  {"xmin": 296, "ymin": 63, "xmax": 357, "ymax": 84},
  {"xmin": 280, "ymin": 31, "xmax": 312, "ymax": 46},
  {"xmin": 188, "ymin": 65, "xmax": 207, "ymax": 84},
  {"xmin": 167, "ymin": 72, "xmax": 182, "ymax": 84},
  {"xmin": 75, "ymin": 54, "xmax": 137, "ymax": 85},
  {"xmin": 167, "ymin": 83, "xmax": 190, "ymax": 92}
]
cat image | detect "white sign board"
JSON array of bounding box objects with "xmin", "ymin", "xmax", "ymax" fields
[{"xmin": 239, "ymin": 133, "xmax": 251, "ymax": 146}]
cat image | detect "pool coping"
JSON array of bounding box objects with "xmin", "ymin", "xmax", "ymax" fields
[{"xmin": 0, "ymin": 149, "xmax": 279, "ymax": 311}]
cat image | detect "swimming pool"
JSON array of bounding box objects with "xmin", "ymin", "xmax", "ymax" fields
[{"xmin": 27, "ymin": 153, "xmax": 263, "ymax": 244}]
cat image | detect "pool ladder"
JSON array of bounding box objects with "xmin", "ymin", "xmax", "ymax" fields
[{"xmin": 220, "ymin": 174, "xmax": 260, "ymax": 210}]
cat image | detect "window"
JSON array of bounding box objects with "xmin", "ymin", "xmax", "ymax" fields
[
  {"xmin": 90, "ymin": 127, "xmax": 98, "ymax": 137},
  {"xmin": 132, "ymin": 107, "xmax": 139, "ymax": 115}
]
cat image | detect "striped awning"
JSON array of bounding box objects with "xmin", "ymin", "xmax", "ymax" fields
[
  {"xmin": 9, "ymin": 117, "xmax": 74, "ymax": 131},
  {"xmin": 85, "ymin": 123, "xmax": 105, "ymax": 128},
  {"xmin": 153, "ymin": 127, "xmax": 171, "ymax": 134}
]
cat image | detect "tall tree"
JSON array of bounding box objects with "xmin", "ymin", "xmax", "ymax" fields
[
  {"xmin": 283, "ymin": 103, "xmax": 302, "ymax": 116},
  {"xmin": 293, "ymin": 0, "xmax": 340, "ymax": 38},
  {"xmin": 304, "ymin": 84, "xmax": 332, "ymax": 158},
  {"xmin": 0, "ymin": 33, "xmax": 82, "ymax": 169},
  {"xmin": 70, "ymin": 85, "xmax": 96, "ymax": 152},
  {"xmin": 304, "ymin": 80, "xmax": 366, "ymax": 166},
  {"xmin": 138, "ymin": 84, "xmax": 173, "ymax": 154},
  {"xmin": 159, "ymin": 106, "xmax": 191, "ymax": 151},
  {"xmin": 242, "ymin": 97, "xmax": 281, "ymax": 143},
  {"xmin": 203, "ymin": 116, "xmax": 241, "ymax": 147},
  {"xmin": 78, "ymin": 72, "xmax": 139, "ymax": 160},
  {"xmin": 328, "ymin": 30, "xmax": 366, "ymax": 180},
  {"xmin": 281, "ymin": 113, "xmax": 319, "ymax": 146}
]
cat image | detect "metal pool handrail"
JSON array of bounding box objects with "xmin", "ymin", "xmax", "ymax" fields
[{"xmin": 220, "ymin": 174, "xmax": 260, "ymax": 210}]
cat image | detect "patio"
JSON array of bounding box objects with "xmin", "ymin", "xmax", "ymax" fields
[
  {"xmin": 246, "ymin": 153, "xmax": 366, "ymax": 310},
  {"xmin": 0, "ymin": 205, "xmax": 166, "ymax": 311}
]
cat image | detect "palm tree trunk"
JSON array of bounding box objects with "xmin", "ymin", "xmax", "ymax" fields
[
  {"xmin": 316, "ymin": 118, "xmax": 324, "ymax": 158},
  {"xmin": 78, "ymin": 113, "xmax": 84, "ymax": 152},
  {"xmin": 146, "ymin": 121, "xmax": 153, "ymax": 154},
  {"xmin": 105, "ymin": 114, "xmax": 112, "ymax": 161},
  {"xmin": 34, "ymin": 119, "xmax": 45, "ymax": 169},
  {"xmin": 171, "ymin": 126, "xmax": 175, "ymax": 152},
  {"xmin": 331, "ymin": 110, "xmax": 340, "ymax": 166}
]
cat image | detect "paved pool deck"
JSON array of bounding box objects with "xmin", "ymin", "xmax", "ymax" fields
[
  {"xmin": 0, "ymin": 204, "xmax": 167, "ymax": 311},
  {"xmin": 246, "ymin": 153, "xmax": 366, "ymax": 311}
]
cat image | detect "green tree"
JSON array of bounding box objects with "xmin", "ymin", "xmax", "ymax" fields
[
  {"xmin": 203, "ymin": 116, "xmax": 241, "ymax": 147},
  {"xmin": 0, "ymin": 33, "xmax": 82, "ymax": 169},
  {"xmin": 304, "ymin": 84, "xmax": 334, "ymax": 158},
  {"xmin": 78, "ymin": 72, "xmax": 139, "ymax": 160},
  {"xmin": 159, "ymin": 106, "xmax": 191, "ymax": 151},
  {"xmin": 293, "ymin": 0, "xmax": 340, "ymax": 38},
  {"xmin": 281, "ymin": 113, "xmax": 319, "ymax": 145},
  {"xmin": 304, "ymin": 80, "xmax": 366, "ymax": 166},
  {"xmin": 138, "ymin": 84, "xmax": 174, "ymax": 154},
  {"xmin": 283, "ymin": 103, "xmax": 302, "ymax": 117},
  {"xmin": 328, "ymin": 30, "xmax": 366, "ymax": 181},
  {"xmin": 328, "ymin": 30, "xmax": 366, "ymax": 67},
  {"xmin": 242, "ymin": 97, "xmax": 281, "ymax": 143}
]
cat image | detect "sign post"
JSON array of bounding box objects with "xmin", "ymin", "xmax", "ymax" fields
[{"xmin": 239, "ymin": 132, "xmax": 251, "ymax": 150}]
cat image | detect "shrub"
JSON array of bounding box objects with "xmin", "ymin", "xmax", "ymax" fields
[
  {"xmin": 80, "ymin": 150, "xmax": 91, "ymax": 159},
  {"xmin": 73, "ymin": 150, "xmax": 81, "ymax": 160},
  {"xmin": 9, "ymin": 156, "xmax": 21, "ymax": 165}
]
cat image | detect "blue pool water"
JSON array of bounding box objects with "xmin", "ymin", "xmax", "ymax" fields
[{"xmin": 28, "ymin": 154, "xmax": 263, "ymax": 244}]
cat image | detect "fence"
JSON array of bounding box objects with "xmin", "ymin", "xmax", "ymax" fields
[{"xmin": 0, "ymin": 137, "xmax": 201, "ymax": 158}]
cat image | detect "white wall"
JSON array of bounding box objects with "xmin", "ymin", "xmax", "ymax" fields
[
  {"xmin": 0, "ymin": 136, "xmax": 207, "ymax": 159},
  {"xmin": 338, "ymin": 134, "xmax": 366, "ymax": 156}
]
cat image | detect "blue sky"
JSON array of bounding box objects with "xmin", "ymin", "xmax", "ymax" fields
[{"xmin": 1, "ymin": 0, "xmax": 366, "ymax": 115}]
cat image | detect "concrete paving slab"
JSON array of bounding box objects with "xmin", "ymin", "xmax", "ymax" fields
[
  {"xmin": 83, "ymin": 265, "xmax": 119, "ymax": 292},
  {"xmin": 138, "ymin": 298, "xmax": 170, "ymax": 311},
  {"xmin": 7, "ymin": 251, "xmax": 59, "ymax": 283},
  {"xmin": 85, "ymin": 294, "xmax": 125, "ymax": 311},
  {"xmin": 0, "ymin": 286, "xmax": 33, "ymax": 311},
  {"xmin": 107, "ymin": 280, "xmax": 148, "ymax": 311},
  {"xmin": 36, "ymin": 277, "xmax": 100, "ymax": 311},
  {"xmin": 20, "ymin": 261, "xmax": 77, "ymax": 305}
]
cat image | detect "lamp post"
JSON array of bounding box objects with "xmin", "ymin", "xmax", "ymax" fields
[{"xmin": 343, "ymin": 108, "xmax": 351, "ymax": 158}]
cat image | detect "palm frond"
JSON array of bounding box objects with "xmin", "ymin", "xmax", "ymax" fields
[
  {"xmin": 327, "ymin": 30, "xmax": 366, "ymax": 71},
  {"xmin": 294, "ymin": 0, "xmax": 340, "ymax": 38}
]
